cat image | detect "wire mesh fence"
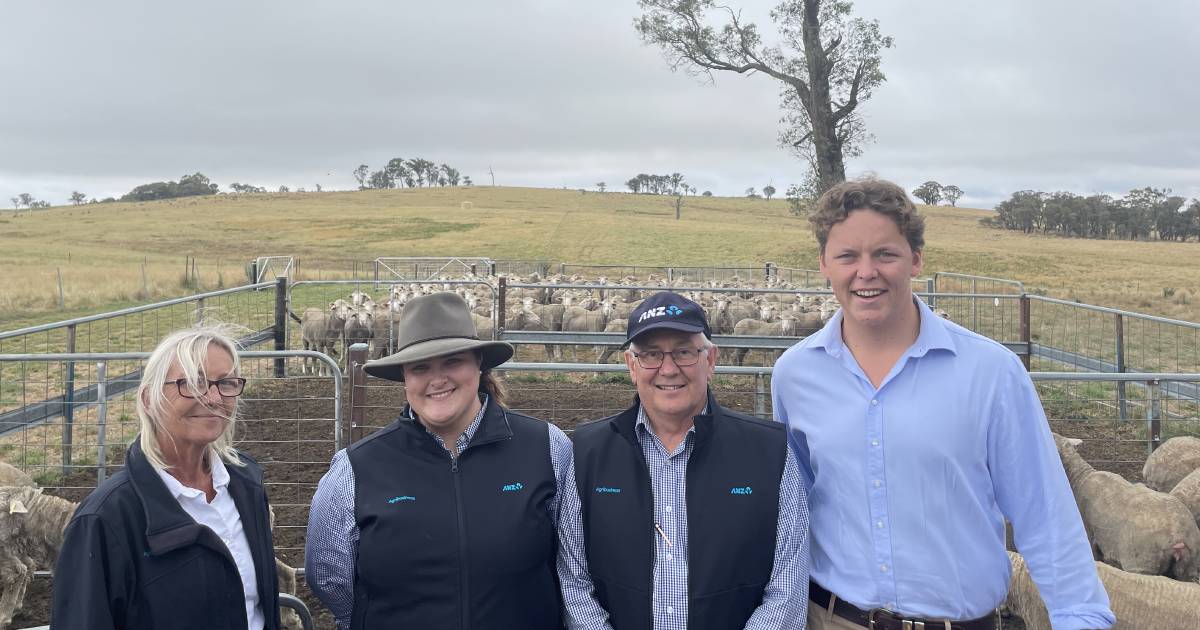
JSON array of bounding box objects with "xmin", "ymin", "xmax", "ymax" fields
[
  {"xmin": 0, "ymin": 283, "xmax": 281, "ymax": 421},
  {"xmin": 0, "ymin": 351, "xmax": 341, "ymax": 558}
]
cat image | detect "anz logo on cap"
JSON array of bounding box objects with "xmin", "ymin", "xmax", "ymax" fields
[{"xmin": 637, "ymin": 304, "xmax": 684, "ymax": 323}]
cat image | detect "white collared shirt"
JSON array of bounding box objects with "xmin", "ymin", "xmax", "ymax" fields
[{"xmin": 156, "ymin": 453, "xmax": 265, "ymax": 630}]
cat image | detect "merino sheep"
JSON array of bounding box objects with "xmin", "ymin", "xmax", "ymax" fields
[
  {"xmin": 295, "ymin": 308, "xmax": 340, "ymax": 375},
  {"xmin": 343, "ymin": 308, "xmax": 374, "ymax": 358},
  {"xmin": 1143, "ymin": 436, "xmax": 1200, "ymax": 493},
  {"xmin": 1169, "ymin": 467, "xmax": 1200, "ymax": 530},
  {"xmin": 1007, "ymin": 551, "xmax": 1200, "ymax": 630},
  {"xmin": 597, "ymin": 318, "xmax": 628, "ymax": 364},
  {"xmin": 1053, "ymin": 433, "xmax": 1200, "ymax": 581},
  {"xmin": 0, "ymin": 464, "xmax": 34, "ymax": 489},
  {"xmin": 0, "ymin": 486, "xmax": 78, "ymax": 629},
  {"xmin": 731, "ymin": 317, "xmax": 798, "ymax": 366}
]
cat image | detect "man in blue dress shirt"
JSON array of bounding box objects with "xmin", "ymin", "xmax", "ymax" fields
[{"xmin": 771, "ymin": 177, "xmax": 1115, "ymax": 630}]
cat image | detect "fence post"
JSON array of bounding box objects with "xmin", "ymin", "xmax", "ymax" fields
[
  {"xmin": 274, "ymin": 275, "xmax": 288, "ymax": 377},
  {"xmin": 62, "ymin": 324, "xmax": 77, "ymax": 477},
  {"xmin": 1115, "ymin": 313, "xmax": 1127, "ymax": 421},
  {"xmin": 497, "ymin": 277, "xmax": 508, "ymax": 334},
  {"xmin": 96, "ymin": 362, "xmax": 108, "ymax": 484},
  {"xmin": 196, "ymin": 298, "xmax": 205, "ymax": 324},
  {"xmin": 970, "ymin": 277, "xmax": 979, "ymax": 330},
  {"xmin": 1146, "ymin": 379, "xmax": 1161, "ymax": 454},
  {"xmin": 347, "ymin": 343, "xmax": 369, "ymax": 445},
  {"xmin": 764, "ymin": 262, "xmax": 774, "ymax": 283},
  {"xmin": 754, "ymin": 373, "xmax": 767, "ymax": 418},
  {"xmin": 1019, "ymin": 295, "xmax": 1031, "ymax": 371},
  {"xmin": 925, "ymin": 278, "xmax": 936, "ymax": 308}
]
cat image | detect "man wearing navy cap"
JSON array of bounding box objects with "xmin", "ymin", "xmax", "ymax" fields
[{"xmin": 557, "ymin": 291, "xmax": 810, "ymax": 629}]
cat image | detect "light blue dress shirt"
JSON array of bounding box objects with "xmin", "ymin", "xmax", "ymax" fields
[{"xmin": 771, "ymin": 297, "xmax": 1114, "ymax": 630}]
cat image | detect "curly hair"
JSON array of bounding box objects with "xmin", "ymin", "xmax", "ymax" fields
[{"xmin": 809, "ymin": 177, "xmax": 925, "ymax": 254}]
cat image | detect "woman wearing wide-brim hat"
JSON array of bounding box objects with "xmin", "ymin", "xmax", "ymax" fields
[{"xmin": 305, "ymin": 291, "xmax": 574, "ymax": 630}]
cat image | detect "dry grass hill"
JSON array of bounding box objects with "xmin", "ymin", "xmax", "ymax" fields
[{"xmin": 2, "ymin": 185, "xmax": 1197, "ymax": 329}]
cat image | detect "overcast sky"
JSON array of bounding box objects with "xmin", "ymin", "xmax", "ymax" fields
[{"xmin": 2, "ymin": 0, "xmax": 1197, "ymax": 209}]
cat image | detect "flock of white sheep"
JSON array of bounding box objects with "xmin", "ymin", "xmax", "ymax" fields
[
  {"xmin": 291, "ymin": 271, "xmax": 869, "ymax": 370},
  {"xmin": 1006, "ymin": 435, "xmax": 1200, "ymax": 628}
]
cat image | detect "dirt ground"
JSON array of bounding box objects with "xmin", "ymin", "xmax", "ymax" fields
[{"xmin": 13, "ymin": 375, "xmax": 1140, "ymax": 629}]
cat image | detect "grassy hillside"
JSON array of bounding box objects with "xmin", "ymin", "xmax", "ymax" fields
[{"xmin": 2, "ymin": 186, "xmax": 1197, "ymax": 328}]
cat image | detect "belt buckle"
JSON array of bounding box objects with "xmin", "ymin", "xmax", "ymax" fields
[{"xmin": 868, "ymin": 608, "xmax": 925, "ymax": 630}]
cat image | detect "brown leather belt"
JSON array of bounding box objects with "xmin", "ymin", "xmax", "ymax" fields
[{"xmin": 809, "ymin": 580, "xmax": 997, "ymax": 630}]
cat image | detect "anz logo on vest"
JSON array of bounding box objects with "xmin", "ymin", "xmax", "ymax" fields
[
  {"xmin": 387, "ymin": 495, "xmax": 416, "ymax": 504},
  {"xmin": 501, "ymin": 482, "xmax": 524, "ymax": 492},
  {"xmin": 729, "ymin": 486, "xmax": 753, "ymax": 495}
]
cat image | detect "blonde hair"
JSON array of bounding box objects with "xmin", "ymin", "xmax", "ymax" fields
[{"xmin": 137, "ymin": 322, "xmax": 246, "ymax": 470}]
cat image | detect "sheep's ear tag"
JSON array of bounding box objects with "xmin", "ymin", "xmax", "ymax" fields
[{"xmin": 9, "ymin": 499, "xmax": 28, "ymax": 514}]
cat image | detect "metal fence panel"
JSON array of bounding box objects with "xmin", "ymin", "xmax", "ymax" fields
[{"xmin": 0, "ymin": 350, "xmax": 341, "ymax": 560}]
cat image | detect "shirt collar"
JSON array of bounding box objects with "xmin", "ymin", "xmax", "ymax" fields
[
  {"xmin": 412, "ymin": 393, "xmax": 490, "ymax": 452},
  {"xmin": 808, "ymin": 295, "xmax": 957, "ymax": 359},
  {"xmin": 634, "ymin": 402, "xmax": 707, "ymax": 436},
  {"xmin": 154, "ymin": 450, "xmax": 230, "ymax": 500}
]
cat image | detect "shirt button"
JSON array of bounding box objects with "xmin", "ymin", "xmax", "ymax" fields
[
  {"xmin": 871, "ymin": 399, "xmax": 878, "ymax": 406},
  {"xmin": 666, "ymin": 553, "xmax": 674, "ymax": 561},
  {"xmin": 876, "ymin": 521, "xmax": 884, "ymax": 529},
  {"xmin": 665, "ymin": 505, "xmax": 673, "ymax": 513},
  {"xmin": 666, "ymin": 606, "xmax": 674, "ymax": 614},
  {"xmin": 871, "ymin": 439, "xmax": 879, "ymax": 447},
  {"xmin": 873, "ymin": 480, "xmax": 882, "ymax": 488},
  {"xmin": 880, "ymin": 564, "xmax": 889, "ymax": 573}
]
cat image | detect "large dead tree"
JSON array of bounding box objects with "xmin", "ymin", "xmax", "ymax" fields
[{"xmin": 636, "ymin": 0, "xmax": 892, "ymax": 193}]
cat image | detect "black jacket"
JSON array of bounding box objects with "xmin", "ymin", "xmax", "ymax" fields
[
  {"xmin": 51, "ymin": 440, "xmax": 281, "ymax": 630},
  {"xmin": 346, "ymin": 397, "xmax": 563, "ymax": 630},
  {"xmin": 572, "ymin": 391, "xmax": 788, "ymax": 630}
]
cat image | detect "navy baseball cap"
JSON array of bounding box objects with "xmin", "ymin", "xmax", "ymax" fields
[{"xmin": 626, "ymin": 291, "xmax": 711, "ymax": 346}]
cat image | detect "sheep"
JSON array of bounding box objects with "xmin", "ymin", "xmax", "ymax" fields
[
  {"xmin": 1052, "ymin": 433, "xmax": 1200, "ymax": 581},
  {"xmin": 507, "ymin": 301, "xmax": 560, "ymax": 361},
  {"xmin": 471, "ymin": 313, "xmax": 494, "ymax": 340},
  {"xmin": 1006, "ymin": 550, "xmax": 1200, "ymax": 630},
  {"xmin": 369, "ymin": 303, "xmax": 400, "ymax": 360},
  {"xmin": 597, "ymin": 318, "xmax": 628, "ymax": 364},
  {"xmin": 731, "ymin": 317, "xmax": 798, "ymax": 366},
  {"xmin": 343, "ymin": 308, "xmax": 374, "ymax": 359},
  {"xmin": 1169, "ymin": 467, "xmax": 1200, "ymax": 530},
  {"xmin": 0, "ymin": 486, "xmax": 78, "ymax": 629},
  {"xmin": 562, "ymin": 303, "xmax": 612, "ymax": 361},
  {"xmin": 1143, "ymin": 436, "xmax": 1200, "ymax": 493},
  {"xmin": 296, "ymin": 308, "xmax": 340, "ymax": 376},
  {"xmin": 0, "ymin": 464, "xmax": 34, "ymax": 489}
]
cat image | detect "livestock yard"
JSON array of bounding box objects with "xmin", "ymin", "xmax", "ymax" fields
[{"xmin": 1, "ymin": 187, "xmax": 1199, "ymax": 629}]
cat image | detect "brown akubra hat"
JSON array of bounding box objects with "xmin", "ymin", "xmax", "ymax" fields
[{"xmin": 363, "ymin": 292, "xmax": 513, "ymax": 383}]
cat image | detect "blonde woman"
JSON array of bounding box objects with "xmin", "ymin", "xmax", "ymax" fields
[{"xmin": 53, "ymin": 323, "xmax": 282, "ymax": 630}]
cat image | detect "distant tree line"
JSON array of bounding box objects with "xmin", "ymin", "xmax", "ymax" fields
[
  {"xmin": 120, "ymin": 172, "xmax": 219, "ymax": 202},
  {"xmin": 354, "ymin": 158, "xmax": 470, "ymax": 190},
  {"xmin": 625, "ymin": 173, "xmax": 693, "ymax": 195},
  {"xmin": 983, "ymin": 187, "xmax": 1200, "ymax": 242}
]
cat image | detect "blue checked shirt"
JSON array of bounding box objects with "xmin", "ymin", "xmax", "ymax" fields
[
  {"xmin": 305, "ymin": 395, "xmax": 576, "ymax": 630},
  {"xmin": 558, "ymin": 405, "xmax": 811, "ymax": 630}
]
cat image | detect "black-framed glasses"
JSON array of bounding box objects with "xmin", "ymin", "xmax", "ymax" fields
[
  {"xmin": 165, "ymin": 377, "xmax": 247, "ymax": 398},
  {"xmin": 631, "ymin": 347, "xmax": 707, "ymax": 369}
]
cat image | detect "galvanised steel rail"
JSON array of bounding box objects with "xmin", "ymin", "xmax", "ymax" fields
[
  {"xmin": 0, "ymin": 350, "xmax": 344, "ymax": 452},
  {"xmin": 0, "ymin": 282, "xmax": 275, "ymax": 340}
]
